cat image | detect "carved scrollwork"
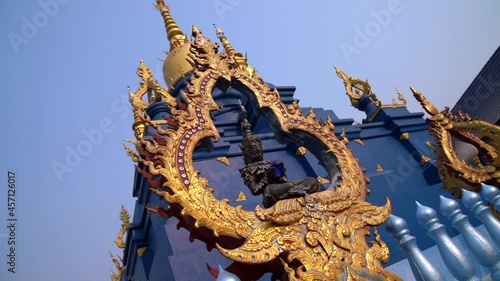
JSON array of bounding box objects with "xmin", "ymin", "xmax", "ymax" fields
[
  {"xmin": 412, "ymin": 88, "xmax": 500, "ymax": 199},
  {"xmin": 125, "ymin": 21, "xmax": 399, "ymax": 280}
]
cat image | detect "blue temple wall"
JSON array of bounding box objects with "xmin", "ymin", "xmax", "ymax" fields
[{"xmin": 121, "ymin": 83, "xmax": 483, "ymax": 280}]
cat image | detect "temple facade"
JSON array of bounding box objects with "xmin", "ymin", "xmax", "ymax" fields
[
  {"xmin": 113, "ymin": 2, "xmax": 499, "ymax": 281},
  {"xmin": 452, "ymin": 46, "xmax": 500, "ymax": 126}
]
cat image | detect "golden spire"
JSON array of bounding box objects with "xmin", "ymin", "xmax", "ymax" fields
[
  {"xmin": 155, "ymin": 0, "xmax": 187, "ymax": 50},
  {"xmin": 214, "ymin": 24, "xmax": 235, "ymax": 57},
  {"xmin": 410, "ymin": 87, "xmax": 439, "ymax": 116},
  {"xmin": 213, "ymin": 24, "xmax": 254, "ymax": 76},
  {"xmin": 155, "ymin": 1, "xmax": 193, "ymax": 87}
]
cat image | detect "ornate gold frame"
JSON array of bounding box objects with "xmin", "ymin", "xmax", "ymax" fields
[{"xmin": 123, "ymin": 21, "xmax": 400, "ymax": 280}]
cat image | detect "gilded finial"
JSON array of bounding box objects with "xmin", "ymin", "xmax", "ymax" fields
[
  {"xmin": 340, "ymin": 129, "xmax": 349, "ymax": 144},
  {"xmin": 325, "ymin": 115, "xmax": 336, "ymax": 133},
  {"xmin": 132, "ymin": 113, "xmax": 145, "ymax": 139},
  {"xmin": 155, "ymin": 0, "xmax": 187, "ymax": 50},
  {"xmin": 214, "ymin": 24, "xmax": 235, "ymax": 57},
  {"xmin": 213, "ymin": 24, "xmax": 253, "ymax": 76},
  {"xmin": 306, "ymin": 107, "xmax": 316, "ymax": 120}
]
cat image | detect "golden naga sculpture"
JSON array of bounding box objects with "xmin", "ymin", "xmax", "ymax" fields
[
  {"xmin": 114, "ymin": 205, "xmax": 130, "ymax": 249},
  {"xmin": 109, "ymin": 206, "xmax": 129, "ymax": 281},
  {"xmin": 412, "ymin": 87, "xmax": 500, "ymax": 198},
  {"xmin": 335, "ymin": 68, "xmax": 407, "ymax": 110},
  {"xmin": 124, "ymin": 2, "xmax": 400, "ymax": 280},
  {"xmin": 110, "ymin": 251, "xmax": 126, "ymax": 281}
]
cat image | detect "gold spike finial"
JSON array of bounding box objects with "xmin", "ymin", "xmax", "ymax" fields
[
  {"xmin": 132, "ymin": 109, "xmax": 145, "ymax": 139},
  {"xmin": 156, "ymin": 3, "xmax": 193, "ymax": 87},
  {"xmin": 213, "ymin": 24, "xmax": 254, "ymax": 76},
  {"xmin": 155, "ymin": 0, "xmax": 187, "ymax": 50},
  {"xmin": 213, "ymin": 24, "xmax": 235, "ymax": 57}
]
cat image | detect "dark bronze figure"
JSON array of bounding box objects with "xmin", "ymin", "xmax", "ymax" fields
[{"xmin": 238, "ymin": 104, "xmax": 320, "ymax": 208}]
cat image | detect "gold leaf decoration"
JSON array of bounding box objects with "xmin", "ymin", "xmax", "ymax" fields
[
  {"xmin": 296, "ymin": 146, "xmax": 307, "ymax": 156},
  {"xmin": 399, "ymin": 132, "xmax": 409, "ymax": 140},
  {"xmin": 235, "ymin": 191, "xmax": 247, "ymax": 202},
  {"xmin": 421, "ymin": 155, "xmax": 431, "ymax": 166},
  {"xmin": 354, "ymin": 139, "xmax": 364, "ymax": 145},
  {"xmin": 216, "ymin": 156, "xmax": 230, "ymax": 166},
  {"xmin": 137, "ymin": 247, "xmax": 148, "ymax": 257},
  {"xmin": 376, "ymin": 164, "xmax": 384, "ymax": 172}
]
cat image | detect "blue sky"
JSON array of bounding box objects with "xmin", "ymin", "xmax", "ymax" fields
[{"xmin": 1, "ymin": 1, "xmax": 499, "ymax": 280}]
